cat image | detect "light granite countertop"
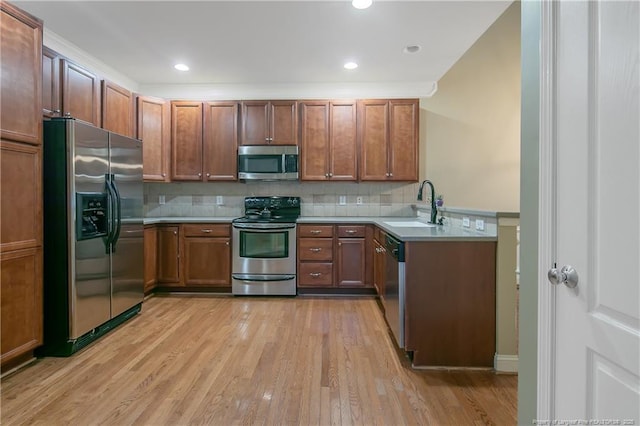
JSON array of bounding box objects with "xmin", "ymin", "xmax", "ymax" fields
[{"xmin": 144, "ymin": 216, "xmax": 496, "ymax": 242}]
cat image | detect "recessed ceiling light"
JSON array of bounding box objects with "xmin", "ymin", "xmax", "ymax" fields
[
  {"xmin": 403, "ymin": 45, "xmax": 421, "ymax": 54},
  {"xmin": 352, "ymin": 0, "xmax": 372, "ymax": 10},
  {"xmin": 174, "ymin": 63, "xmax": 189, "ymax": 71},
  {"xmin": 344, "ymin": 62, "xmax": 358, "ymax": 70}
]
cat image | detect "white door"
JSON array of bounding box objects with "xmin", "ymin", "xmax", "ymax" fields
[{"xmin": 539, "ymin": 0, "xmax": 640, "ymax": 423}]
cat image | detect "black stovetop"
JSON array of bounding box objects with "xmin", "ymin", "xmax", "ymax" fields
[{"xmin": 233, "ymin": 196, "xmax": 301, "ymax": 223}]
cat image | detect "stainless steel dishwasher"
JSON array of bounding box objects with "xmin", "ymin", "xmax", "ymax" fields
[{"xmin": 383, "ymin": 234, "xmax": 405, "ymax": 349}]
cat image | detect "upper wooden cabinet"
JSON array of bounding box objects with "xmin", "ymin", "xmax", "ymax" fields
[
  {"xmin": 359, "ymin": 99, "xmax": 418, "ymax": 182},
  {"xmin": 171, "ymin": 101, "xmax": 203, "ymax": 181},
  {"xmin": 137, "ymin": 95, "xmax": 170, "ymax": 182},
  {"xmin": 0, "ymin": 2, "xmax": 42, "ymax": 145},
  {"xmin": 203, "ymin": 101, "xmax": 238, "ymax": 181},
  {"xmin": 299, "ymin": 100, "xmax": 357, "ymax": 181},
  {"xmin": 171, "ymin": 101, "xmax": 239, "ymax": 181},
  {"xmin": 101, "ymin": 80, "xmax": 134, "ymax": 137},
  {"xmin": 61, "ymin": 59, "xmax": 100, "ymax": 127},
  {"xmin": 42, "ymin": 46, "xmax": 61, "ymax": 118},
  {"xmin": 240, "ymin": 100, "xmax": 297, "ymax": 145}
]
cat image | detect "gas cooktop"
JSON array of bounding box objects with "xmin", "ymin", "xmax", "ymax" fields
[{"xmin": 233, "ymin": 196, "xmax": 301, "ymax": 224}]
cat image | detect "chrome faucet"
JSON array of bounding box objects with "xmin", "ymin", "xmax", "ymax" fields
[{"xmin": 417, "ymin": 180, "xmax": 438, "ymax": 224}]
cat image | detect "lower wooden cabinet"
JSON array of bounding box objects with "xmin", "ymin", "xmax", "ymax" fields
[
  {"xmin": 297, "ymin": 223, "xmax": 372, "ymax": 289},
  {"xmin": 182, "ymin": 224, "xmax": 230, "ymax": 287},
  {"xmin": 0, "ymin": 247, "xmax": 43, "ymax": 365},
  {"xmin": 157, "ymin": 225, "xmax": 180, "ymax": 285},
  {"xmin": 143, "ymin": 225, "xmax": 157, "ymax": 293}
]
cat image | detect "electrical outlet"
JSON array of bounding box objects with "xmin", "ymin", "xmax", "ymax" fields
[
  {"xmin": 356, "ymin": 196, "xmax": 363, "ymax": 205},
  {"xmin": 338, "ymin": 195, "xmax": 347, "ymax": 206},
  {"xmin": 216, "ymin": 195, "xmax": 223, "ymax": 205},
  {"xmin": 475, "ymin": 219, "xmax": 485, "ymax": 231},
  {"xmin": 159, "ymin": 195, "xmax": 165, "ymax": 205},
  {"xmin": 462, "ymin": 217, "xmax": 470, "ymax": 228}
]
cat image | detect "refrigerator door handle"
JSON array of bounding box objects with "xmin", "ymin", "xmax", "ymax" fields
[
  {"xmin": 104, "ymin": 174, "xmax": 116, "ymax": 251},
  {"xmin": 109, "ymin": 173, "xmax": 122, "ymax": 251}
]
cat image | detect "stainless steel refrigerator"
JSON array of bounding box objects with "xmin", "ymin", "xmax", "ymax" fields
[{"xmin": 40, "ymin": 118, "xmax": 143, "ymax": 356}]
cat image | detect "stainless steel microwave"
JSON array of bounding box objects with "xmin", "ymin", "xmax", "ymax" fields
[{"xmin": 238, "ymin": 145, "xmax": 299, "ymax": 181}]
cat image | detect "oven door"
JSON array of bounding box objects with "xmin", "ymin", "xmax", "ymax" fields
[{"xmin": 232, "ymin": 223, "xmax": 296, "ymax": 275}]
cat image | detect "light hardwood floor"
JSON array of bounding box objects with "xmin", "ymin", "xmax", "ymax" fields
[{"xmin": 1, "ymin": 296, "xmax": 517, "ymax": 425}]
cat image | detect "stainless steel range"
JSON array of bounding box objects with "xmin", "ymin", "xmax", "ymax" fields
[{"xmin": 232, "ymin": 196, "xmax": 300, "ymax": 296}]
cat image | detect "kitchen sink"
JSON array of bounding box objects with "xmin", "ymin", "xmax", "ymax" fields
[{"xmin": 383, "ymin": 221, "xmax": 436, "ymax": 228}]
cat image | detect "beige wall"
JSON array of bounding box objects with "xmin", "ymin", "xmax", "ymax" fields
[{"xmin": 419, "ymin": 1, "xmax": 521, "ymax": 212}]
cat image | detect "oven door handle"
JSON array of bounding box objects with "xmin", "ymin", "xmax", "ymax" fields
[
  {"xmin": 232, "ymin": 274, "xmax": 296, "ymax": 282},
  {"xmin": 232, "ymin": 223, "xmax": 296, "ymax": 231}
]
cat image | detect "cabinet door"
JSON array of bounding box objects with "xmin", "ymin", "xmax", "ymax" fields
[
  {"xmin": 42, "ymin": 46, "xmax": 60, "ymax": 118},
  {"xmin": 61, "ymin": 59, "xmax": 100, "ymax": 126},
  {"xmin": 203, "ymin": 101, "xmax": 238, "ymax": 181},
  {"xmin": 241, "ymin": 101, "xmax": 269, "ymax": 145},
  {"xmin": 1, "ymin": 141, "xmax": 42, "ymax": 253},
  {"xmin": 270, "ymin": 101, "xmax": 297, "ymax": 145},
  {"xmin": 330, "ymin": 101, "xmax": 358, "ymax": 181},
  {"xmin": 0, "ymin": 247, "xmax": 43, "ymax": 364},
  {"xmin": 358, "ymin": 100, "xmax": 389, "ymax": 181},
  {"xmin": 101, "ymin": 80, "xmax": 134, "ymax": 137},
  {"xmin": 0, "ymin": 3, "xmax": 42, "ymax": 145},
  {"xmin": 300, "ymin": 101, "xmax": 330, "ymax": 181},
  {"xmin": 171, "ymin": 101, "xmax": 203, "ymax": 181},
  {"xmin": 388, "ymin": 99, "xmax": 418, "ymax": 182},
  {"xmin": 143, "ymin": 226, "xmax": 157, "ymax": 293},
  {"xmin": 138, "ymin": 96, "xmax": 170, "ymax": 182},
  {"xmin": 157, "ymin": 226, "xmax": 180, "ymax": 285},
  {"xmin": 183, "ymin": 237, "xmax": 231, "ymax": 287},
  {"xmin": 337, "ymin": 238, "xmax": 366, "ymax": 287}
]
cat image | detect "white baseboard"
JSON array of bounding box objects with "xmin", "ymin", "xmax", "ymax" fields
[{"xmin": 494, "ymin": 353, "xmax": 519, "ymax": 373}]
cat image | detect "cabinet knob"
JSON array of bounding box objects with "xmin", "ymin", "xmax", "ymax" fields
[
  {"xmin": 325, "ymin": 173, "xmax": 329, "ymax": 178},
  {"xmin": 226, "ymin": 241, "xmax": 230, "ymax": 246},
  {"xmin": 310, "ymin": 230, "xmax": 322, "ymax": 235},
  {"xmin": 198, "ymin": 173, "xmax": 202, "ymax": 177},
  {"xmin": 389, "ymin": 173, "xmax": 393, "ymax": 177},
  {"xmin": 309, "ymin": 272, "xmax": 322, "ymax": 278},
  {"xmin": 53, "ymin": 109, "xmax": 61, "ymax": 115},
  {"xmin": 64, "ymin": 112, "xmax": 72, "ymax": 117},
  {"xmin": 309, "ymin": 248, "xmax": 322, "ymax": 252},
  {"xmin": 328, "ymin": 173, "xmax": 333, "ymax": 177},
  {"xmin": 206, "ymin": 173, "xmax": 211, "ymax": 177},
  {"xmin": 173, "ymin": 231, "xmax": 177, "ymax": 235},
  {"xmin": 162, "ymin": 173, "xmax": 166, "ymax": 177}
]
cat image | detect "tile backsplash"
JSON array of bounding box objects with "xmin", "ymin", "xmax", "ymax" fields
[{"xmin": 145, "ymin": 181, "xmax": 428, "ymax": 217}]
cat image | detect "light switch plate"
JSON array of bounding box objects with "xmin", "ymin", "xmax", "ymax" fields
[
  {"xmin": 159, "ymin": 195, "xmax": 165, "ymax": 205},
  {"xmin": 475, "ymin": 219, "xmax": 485, "ymax": 231},
  {"xmin": 356, "ymin": 196, "xmax": 363, "ymax": 205},
  {"xmin": 462, "ymin": 217, "xmax": 470, "ymax": 228},
  {"xmin": 338, "ymin": 195, "xmax": 347, "ymax": 205},
  {"xmin": 216, "ymin": 195, "xmax": 224, "ymax": 205}
]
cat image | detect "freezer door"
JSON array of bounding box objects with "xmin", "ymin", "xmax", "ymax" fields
[
  {"xmin": 71, "ymin": 122, "xmax": 111, "ymax": 339},
  {"xmin": 109, "ymin": 133, "xmax": 144, "ymax": 317}
]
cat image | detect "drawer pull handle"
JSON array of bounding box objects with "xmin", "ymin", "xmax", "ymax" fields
[
  {"xmin": 309, "ymin": 248, "xmax": 322, "ymax": 252},
  {"xmin": 310, "ymin": 230, "xmax": 322, "ymax": 235},
  {"xmin": 201, "ymin": 229, "xmax": 212, "ymax": 233},
  {"xmin": 309, "ymin": 273, "xmax": 322, "ymax": 278},
  {"xmin": 346, "ymin": 230, "xmax": 356, "ymax": 234}
]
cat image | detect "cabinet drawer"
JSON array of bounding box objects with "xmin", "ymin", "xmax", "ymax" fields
[
  {"xmin": 337, "ymin": 225, "xmax": 366, "ymax": 238},
  {"xmin": 182, "ymin": 224, "xmax": 230, "ymax": 237},
  {"xmin": 298, "ymin": 238, "xmax": 333, "ymax": 261},
  {"xmin": 298, "ymin": 262, "xmax": 333, "ymax": 286},
  {"xmin": 298, "ymin": 224, "xmax": 334, "ymax": 238}
]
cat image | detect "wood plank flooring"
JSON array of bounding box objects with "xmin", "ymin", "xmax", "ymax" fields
[{"xmin": 0, "ymin": 296, "xmax": 517, "ymax": 425}]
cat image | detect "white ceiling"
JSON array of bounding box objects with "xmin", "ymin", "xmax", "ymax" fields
[{"xmin": 16, "ymin": 0, "xmax": 513, "ymax": 99}]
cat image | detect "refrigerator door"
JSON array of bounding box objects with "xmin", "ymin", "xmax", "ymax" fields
[
  {"xmin": 71, "ymin": 121, "xmax": 112, "ymax": 339},
  {"xmin": 109, "ymin": 133, "xmax": 144, "ymax": 317}
]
